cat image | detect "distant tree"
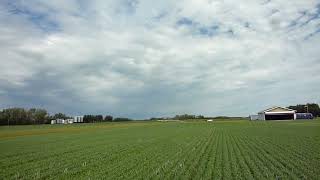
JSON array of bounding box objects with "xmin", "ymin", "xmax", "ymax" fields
[
  {"xmin": 34, "ymin": 109, "xmax": 48, "ymax": 124},
  {"xmin": 196, "ymin": 115, "xmax": 205, "ymax": 119},
  {"xmin": 150, "ymin": 117, "xmax": 164, "ymax": 120},
  {"xmin": 113, "ymin": 117, "xmax": 132, "ymax": 122},
  {"xmin": 307, "ymin": 103, "xmax": 320, "ymax": 117},
  {"xmin": 83, "ymin": 115, "xmax": 104, "ymax": 123},
  {"xmin": 104, "ymin": 115, "xmax": 113, "ymax": 122},
  {"xmin": 174, "ymin": 114, "xmax": 197, "ymax": 120},
  {"xmin": 0, "ymin": 107, "xmax": 49, "ymax": 125},
  {"xmin": 83, "ymin": 115, "xmax": 92, "ymax": 123},
  {"xmin": 288, "ymin": 105, "xmax": 306, "ymax": 113},
  {"xmin": 288, "ymin": 103, "xmax": 320, "ymax": 117},
  {"xmin": 27, "ymin": 108, "xmax": 37, "ymax": 124},
  {"xmin": 97, "ymin": 115, "xmax": 103, "ymax": 122},
  {"xmin": 1, "ymin": 108, "xmax": 27, "ymax": 125},
  {"xmin": 53, "ymin": 113, "xmax": 68, "ymax": 120}
]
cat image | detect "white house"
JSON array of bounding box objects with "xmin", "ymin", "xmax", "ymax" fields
[{"xmin": 251, "ymin": 106, "xmax": 296, "ymax": 121}]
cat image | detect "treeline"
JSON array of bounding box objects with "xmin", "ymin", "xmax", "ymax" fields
[
  {"xmin": 82, "ymin": 115, "xmax": 132, "ymax": 122},
  {"xmin": 0, "ymin": 107, "xmax": 133, "ymax": 126},
  {"xmin": 0, "ymin": 108, "xmax": 49, "ymax": 125},
  {"xmin": 150, "ymin": 114, "xmax": 206, "ymax": 120},
  {"xmin": 83, "ymin": 115, "xmax": 113, "ymax": 123},
  {"xmin": 113, "ymin": 117, "xmax": 132, "ymax": 122},
  {"xmin": 288, "ymin": 103, "xmax": 320, "ymax": 117},
  {"xmin": 173, "ymin": 114, "xmax": 205, "ymax": 120},
  {"xmin": 150, "ymin": 114, "xmax": 248, "ymax": 121}
]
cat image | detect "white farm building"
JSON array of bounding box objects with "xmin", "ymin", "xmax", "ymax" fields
[
  {"xmin": 51, "ymin": 116, "xmax": 84, "ymax": 124},
  {"xmin": 250, "ymin": 106, "xmax": 297, "ymax": 121}
]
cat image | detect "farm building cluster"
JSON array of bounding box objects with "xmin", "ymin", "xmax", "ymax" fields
[
  {"xmin": 250, "ymin": 106, "xmax": 313, "ymax": 121},
  {"xmin": 51, "ymin": 116, "xmax": 84, "ymax": 124}
]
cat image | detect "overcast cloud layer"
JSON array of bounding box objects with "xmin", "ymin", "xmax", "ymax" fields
[{"xmin": 0, "ymin": 0, "xmax": 320, "ymax": 118}]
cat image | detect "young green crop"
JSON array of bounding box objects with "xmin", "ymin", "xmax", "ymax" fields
[{"xmin": 0, "ymin": 119, "xmax": 319, "ymax": 179}]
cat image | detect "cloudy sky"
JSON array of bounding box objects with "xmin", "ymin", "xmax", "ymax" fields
[{"xmin": 0, "ymin": 0, "xmax": 319, "ymax": 119}]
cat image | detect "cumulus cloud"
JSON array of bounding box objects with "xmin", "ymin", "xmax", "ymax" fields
[{"xmin": 0, "ymin": 0, "xmax": 319, "ymax": 118}]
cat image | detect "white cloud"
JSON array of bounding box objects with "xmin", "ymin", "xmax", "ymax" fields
[{"xmin": 0, "ymin": 0, "xmax": 319, "ymax": 118}]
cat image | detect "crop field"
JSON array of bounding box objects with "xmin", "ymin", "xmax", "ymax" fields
[{"xmin": 0, "ymin": 119, "xmax": 319, "ymax": 179}]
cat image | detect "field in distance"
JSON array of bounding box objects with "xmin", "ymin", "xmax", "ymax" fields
[{"xmin": 0, "ymin": 119, "xmax": 319, "ymax": 179}]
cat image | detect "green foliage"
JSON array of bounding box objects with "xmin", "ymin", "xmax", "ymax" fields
[
  {"xmin": 288, "ymin": 103, "xmax": 320, "ymax": 117},
  {"xmin": 0, "ymin": 119, "xmax": 319, "ymax": 179},
  {"xmin": 173, "ymin": 114, "xmax": 205, "ymax": 120},
  {"xmin": 150, "ymin": 117, "xmax": 162, "ymax": 120},
  {"xmin": 34, "ymin": 109, "xmax": 48, "ymax": 124},
  {"xmin": 52, "ymin": 113, "xmax": 68, "ymax": 120},
  {"xmin": 113, "ymin": 117, "xmax": 132, "ymax": 122},
  {"xmin": 83, "ymin": 115, "xmax": 104, "ymax": 123},
  {"xmin": 0, "ymin": 108, "xmax": 48, "ymax": 125},
  {"xmin": 104, "ymin": 115, "xmax": 113, "ymax": 122}
]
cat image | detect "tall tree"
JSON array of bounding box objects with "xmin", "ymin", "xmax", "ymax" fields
[
  {"xmin": 53, "ymin": 113, "xmax": 68, "ymax": 119},
  {"xmin": 34, "ymin": 109, "xmax": 48, "ymax": 124},
  {"xmin": 288, "ymin": 103, "xmax": 320, "ymax": 117},
  {"xmin": 104, "ymin": 115, "xmax": 113, "ymax": 122}
]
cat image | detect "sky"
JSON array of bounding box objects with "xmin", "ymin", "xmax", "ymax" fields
[{"xmin": 0, "ymin": 0, "xmax": 320, "ymax": 119}]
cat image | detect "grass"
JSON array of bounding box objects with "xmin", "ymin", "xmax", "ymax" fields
[{"xmin": 0, "ymin": 119, "xmax": 319, "ymax": 179}]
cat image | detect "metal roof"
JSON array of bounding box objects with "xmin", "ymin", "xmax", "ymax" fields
[{"xmin": 259, "ymin": 106, "xmax": 296, "ymax": 113}]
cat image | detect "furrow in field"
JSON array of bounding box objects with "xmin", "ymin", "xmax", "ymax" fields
[
  {"xmin": 106, "ymin": 126, "xmax": 214, "ymax": 179},
  {"xmin": 170, "ymin": 137, "xmax": 210, "ymax": 179},
  {"xmin": 211, "ymin": 129, "xmax": 224, "ymax": 179},
  {"xmin": 164, "ymin": 128, "xmax": 214, "ymax": 179},
  {"xmin": 238, "ymin": 134, "xmax": 276, "ymax": 179},
  {"xmin": 55, "ymin": 142, "xmax": 142, "ymax": 179},
  {"xmin": 81, "ymin": 135, "xmax": 182, "ymax": 179},
  {"xmin": 189, "ymin": 128, "xmax": 216, "ymax": 179},
  {"xmin": 227, "ymin": 133, "xmax": 246, "ymax": 179},
  {"xmin": 128, "ymin": 131, "xmax": 207, "ymax": 180},
  {"xmin": 151, "ymin": 132, "xmax": 212, "ymax": 179},
  {"xmin": 221, "ymin": 130, "xmax": 232, "ymax": 179},
  {"xmin": 271, "ymin": 135, "xmax": 318, "ymax": 160},
  {"xmin": 276, "ymin": 135, "xmax": 320, "ymax": 170},
  {"xmin": 200, "ymin": 127, "xmax": 220, "ymax": 179},
  {"xmin": 229, "ymin": 133, "xmax": 255, "ymax": 179},
  {"xmin": 56, "ymin": 138, "xmax": 147, "ymax": 177},
  {"xmin": 30, "ymin": 141, "xmax": 131, "ymax": 179},
  {"xmin": 0, "ymin": 140, "xmax": 97, "ymax": 179},
  {"xmin": 12, "ymin": 131, "xmax": 165, "ymax": 179},
  {"xmin": 225, "ymin": 133, "xmax": 242, "ymax": 179},
  {"xmin": 0, "ymin": 133, "xmax": 115, "ymax": 170},
  {"xmin": 255, "ymin": 136, "xmax": 318, "ymax": 179},
  {"xmin": 146, "ymin": 148, "xmax": 190, "ymax": 179},
  {"xmin": 242, "ymin": 134, "xmax": 300, "ymax": 179},
  {"xmin": 230, "ymin": 134, "xmax": 259, "ymax": 179},
  {"xmin": 149, "ymin": 134, "xmax": 209, "ymax": 180},
  {"xmin": 238, "ymin": 133, "xmax": 291, "ymax": 179}
]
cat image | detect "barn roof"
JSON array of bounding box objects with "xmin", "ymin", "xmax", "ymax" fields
[{"xmin": 259, "ymin": 106, "xmax": 296, "ymax": 113}]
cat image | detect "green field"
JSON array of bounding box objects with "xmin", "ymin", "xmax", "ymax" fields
[{"xmin": 0, "ymin": 119, "xmax": 319, "ymax": 179}]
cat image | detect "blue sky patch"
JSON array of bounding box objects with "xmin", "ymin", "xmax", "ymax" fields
[
  {"xmin": 5, "ymin": 1, "xmax": 59, "ymax": 33},
  {"xmin": 177, "ymin": 17, "xmax": 194, "ymax": 26}
]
